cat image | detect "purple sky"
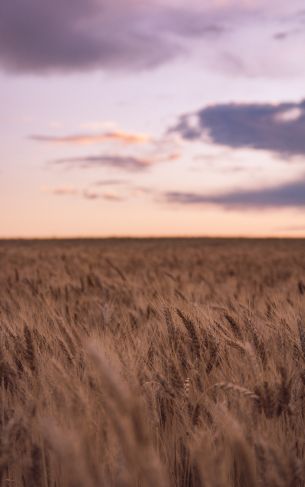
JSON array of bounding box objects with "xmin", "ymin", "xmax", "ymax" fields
[{"xmin": 1, "ymin": 0, "xmax": 305, "ymax": 237}]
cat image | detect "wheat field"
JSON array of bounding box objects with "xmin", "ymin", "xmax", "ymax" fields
[{"xmin": 1, "ymin": 238, "xmax": 305, "ymax": 487}]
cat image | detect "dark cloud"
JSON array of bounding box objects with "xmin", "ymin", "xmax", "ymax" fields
[
  {"xmin": 171, "ymin": 99, "xmax": 305, "ymax": 157},
  {"xmin": 0, "ymin": 0, "xmax": 226, "ymax": 74},
  {"xmin": 164, "ymin": 176, "xmax": 305, "ymax": 209},
  {"xmin": 0, "ymin": 0, "xmax": 175, "ymax": 72},
  {"xmin": 1, "ymin": 1, "xmax": 302, "ymax": 77},
  {"xmin": 1, "ymin": 0, "xmax": 304, "ymax": 78},
  {"xmin": 0, "ymin": 0, "xmax": 104, "ymax": 72},
  {"xmin": 53, "ymin": 154, "xmax": 153, "ymax": 171}
]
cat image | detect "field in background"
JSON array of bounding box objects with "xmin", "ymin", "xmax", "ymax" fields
[{"xmin": 1, "ymin": 238, "xmax": 305, "ymax": 487}]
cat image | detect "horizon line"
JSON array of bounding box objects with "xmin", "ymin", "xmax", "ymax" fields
[{"xmin": 1, "ymin": 234, "xmax": 305, "ymax": 241}]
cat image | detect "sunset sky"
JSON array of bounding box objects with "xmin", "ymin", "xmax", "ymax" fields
[{"xmin": 1, "ymin": 0, "xmax": 305, "ymax": 237}]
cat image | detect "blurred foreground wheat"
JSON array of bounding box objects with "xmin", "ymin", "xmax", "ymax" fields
[{"xmin": 1, "ymin": 238, "xmax": 305, "ymax": 486}]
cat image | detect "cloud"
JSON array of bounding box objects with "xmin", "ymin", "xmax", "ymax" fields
[
  {"xmin": 171, "ymin": 99, "xmax": 305, "ymax": 157},
  {"xmin": 164, "ymin": 175, "xmax": 305, "ymax": 209},
  {"xmin": 51, "ymin": 145, "xmax": 180, "ymax": 172},
  {"xmin": 83, "ymin": 189, "xmax": 124, "ymax": 201},
  {"xmin": 53, "ymin": 154, "xmax": 154, "ymax": 171},
  {"xmin": 41, "ymin": 184, "xmax": 125, "ymax": 201},
  {"xmin": 41, "ymin": 185, "xmax": 78, "ymax": 195},
  {"xmin": 273, "ymin": 27, "xmax": 303, "ymax": 40},
  {"xmin": 2, "ymin": 0, "xmax": 297, "ymax": 75},
  {"xmin": 154, "ymin": 9, "xmax": 226, "ymax": 39},
  {"xmin": 0, "ymin": 0, "xmax": 228, "ymax": 74},
  {"xmin": 94, "ymin": 179, "xmax": 127, "ymax": 186},
  {"xmin": 30, "ymin": 130, "xmax": 150, "ymax": 145}
]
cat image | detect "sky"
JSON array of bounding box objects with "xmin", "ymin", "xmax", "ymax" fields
[{"xmin": 1, "ymin": 0, "xmax": 305, "ymax": 238}]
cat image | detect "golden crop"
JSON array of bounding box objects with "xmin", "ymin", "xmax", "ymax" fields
[{"xmin": 1, "ymin": 238, "xmax": 305, "ymax": 486}]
